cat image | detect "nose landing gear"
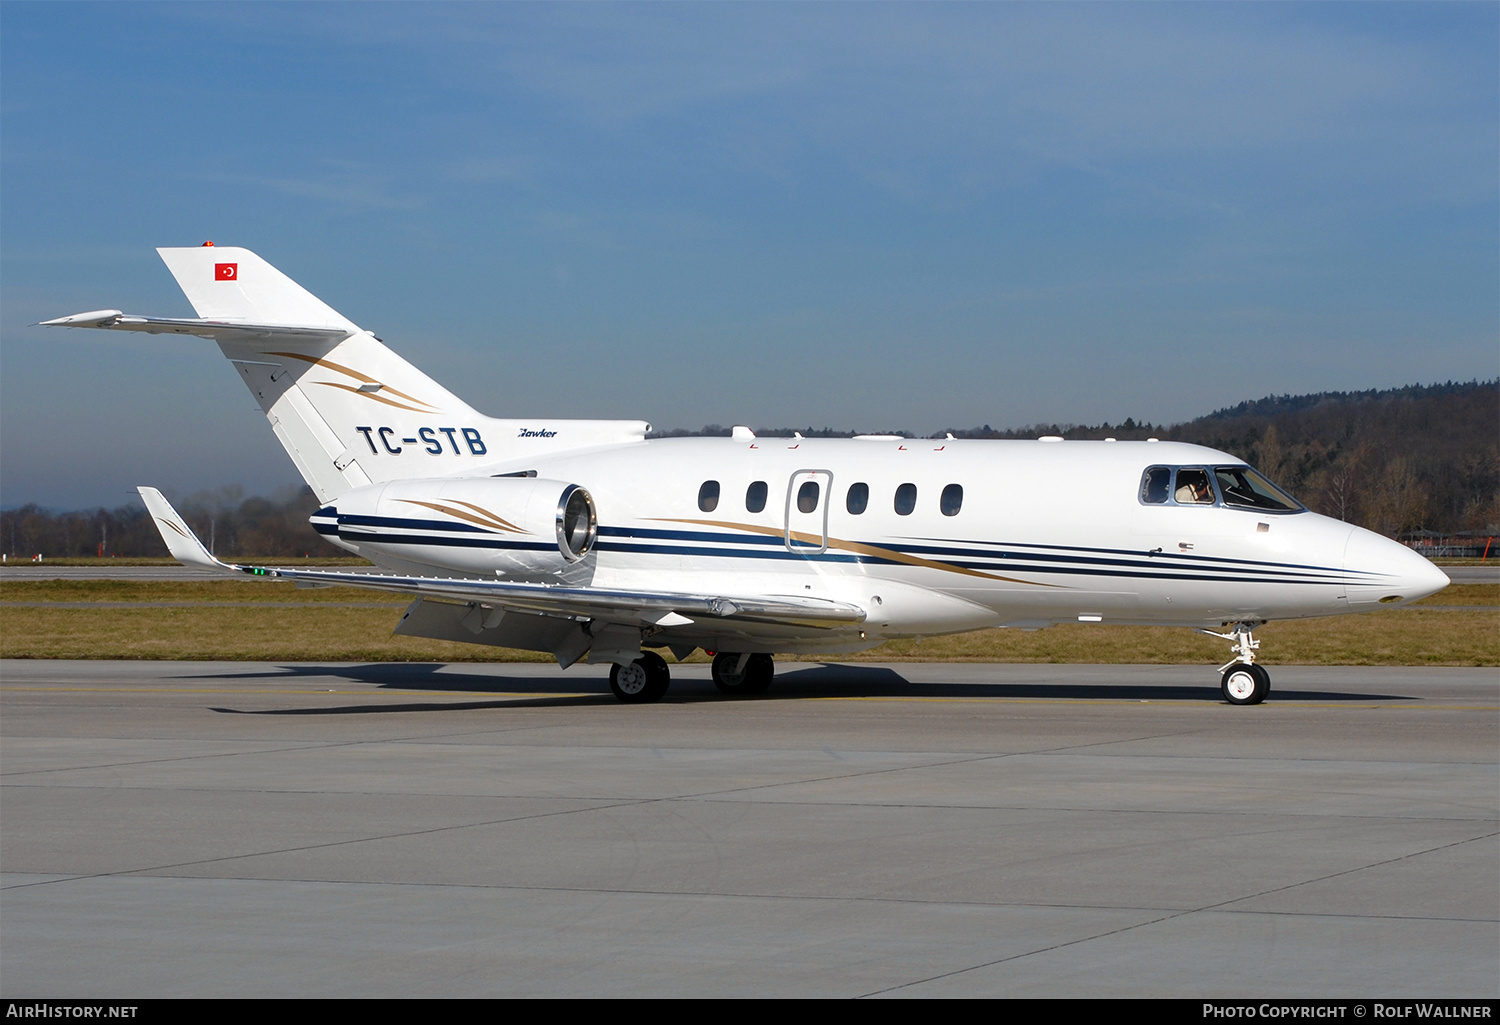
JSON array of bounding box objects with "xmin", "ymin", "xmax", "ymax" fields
[{"xmin": 1199, "ymin": 621, "xmax": 1270, "ymax": 705}]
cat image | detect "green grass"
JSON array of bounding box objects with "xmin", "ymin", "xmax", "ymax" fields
[
  {"xmin": 1, "ymin": 578, "xmax": 1493, "ymax": 665},
  {"xmin": 1413, "ymin": 583, "xmax": 1498, "ymax": 606},
  {"xmin": 0, "ymin": 579, "xmax": 406, "ymax": 603}
]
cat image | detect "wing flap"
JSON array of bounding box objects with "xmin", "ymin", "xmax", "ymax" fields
[{"xmin": 235, "ymin": 565, "xmax": 865, "ymax": 628}]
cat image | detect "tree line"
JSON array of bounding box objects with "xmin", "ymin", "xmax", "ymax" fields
[
  {"xmin": 942, "ymin": 380, "xmax": 1496, "ymax": 537},
  {"xmin": 5, "ymin": 380, "xmax": 1495, "ymax": 558},
  {"xmin": 2, "ymin": 484, "xmax": 325, "ymax": 561}
]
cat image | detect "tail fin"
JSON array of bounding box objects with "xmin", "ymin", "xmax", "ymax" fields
[
  {"xmin": 48, "ymin": 246, "xmax": 651, "ymax": 504},
  {"xmin": 153, "ymin": 246, "xmax": 492, "ymax": 503},
  {"xmin": 156, "ymin": 247, "xmax": 358, "ymax": 329}
]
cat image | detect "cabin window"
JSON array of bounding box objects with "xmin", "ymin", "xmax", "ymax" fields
[
  {"xmin": 698, "ymin": 480, "xmax": 720, "ymax": 512},
  {"xmin": 1173, "ymin": 468, "xmax": 1214, "ymax": 505},
  {"xmin": 894, "ymin": 482, "xmax": 917, "ymax": 516},
  {"xmin": 1215, "ymin": 466, "xmax": 1301, "ymax": 512},
  {"xmin": 846, "ymin": 482, "xmax": 869, "ymax": 515},
  {"xmin": 1140, "ymin": 466, "xmax": 1171, "ymax": 504},
  {"xmin": 940, "ymin": 483, "xmax": 963, "ymax": 517},
  {"xmin": 797, "ymin": 481, "xmax": 821, "ymax": 514},
  {"xmin": 745, "ymin": 480, "xmax": 768, "ymax": 513}
]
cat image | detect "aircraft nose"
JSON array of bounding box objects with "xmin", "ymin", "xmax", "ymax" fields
[{"xmin": 1343, "ymin": 526, "xmax": 1450, "ymax": 607}]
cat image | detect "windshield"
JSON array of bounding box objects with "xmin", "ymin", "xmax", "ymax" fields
[{"xmin": 1214, "ymin": 466, "xmax": 1302, "ymax": 512}]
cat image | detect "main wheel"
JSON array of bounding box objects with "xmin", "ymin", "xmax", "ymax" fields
[
  {"xmin": 742, "ymin": 653, "xmax": 774, "ymax": 694},
  {"xmin": 1221, "ymin": 663, "xmax": 1269, "ymax": 705},
  {"xmin": 711, "ymin": 652, "xmax": 774, "ymax": 696},
  {"xmin": 639, "ymin": 651, "xmax": 671, "ymax": 698},
  {"xmin": 610, "ymin": 653, "xmax": 670, "ymax": 703}
]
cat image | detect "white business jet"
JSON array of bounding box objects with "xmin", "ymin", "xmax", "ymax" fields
[{"xmin": 44, "ymin": 246, "xmax": 1449, "ymax": 704}]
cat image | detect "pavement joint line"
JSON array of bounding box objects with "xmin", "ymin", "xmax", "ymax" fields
[
  {"xmin": 0, "ymin": 715, "xmax": 596, "ymax": 778},
  {"xmin": 0, "ymin": 797, "xmax": 654, "ymax": 893},
  {"xmin": 14, "ymin": 870, "xmax": 1500, "ymax": 936},
  {"xmin": 858, "ymin": 828, "xmax": 1500, "ymax": 997},
  {"xmin": 0, "ymin": 729, "xmax": 1210, "ymax": 891},
  {"xmin": 2, "ymin": 783, "xmax": 1495, "ymax": 825},
  {"xmin": 10, "ymin": 871, "xmax": 1492, "ymax": 925}
]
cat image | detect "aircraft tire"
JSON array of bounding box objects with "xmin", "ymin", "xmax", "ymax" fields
[
  {"xmin": 639, "ymin": 651, "xmax": 671, "ymax": 700},
  {"xmin": 742, "ymin": 653, "xmax": 774, "ymax": 694},
  {"xmin": 1221, "ymin": 664, "xmax": 1269, "ymax": 705},
  {"xmin": 711, "ymin": 652, "xmax": 750, "ymax": 695},
  {"xmin": 711, "ymin": 652, "xmax": 774, "ymax": 696},
  {"xmin": 611, "ymin": 654, "xmax": 670, "ymax": 703}
]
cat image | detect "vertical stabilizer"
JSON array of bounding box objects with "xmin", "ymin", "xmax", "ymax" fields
[
  {"xmin": 154, "ymin": 247, "xmax": 485, "ymax": 503},
  {"xmin": 156, "ymin": 247, "xmax": 358, "ymax": 329},
  {"xmin": 47, "ymin": 246, "xmax": 653, "ymax": 506}
]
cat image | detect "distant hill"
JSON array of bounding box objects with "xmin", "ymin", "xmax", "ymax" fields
[{"xmin": 944, "ymin": 380, "xmax": 1499, "ymax": 536}]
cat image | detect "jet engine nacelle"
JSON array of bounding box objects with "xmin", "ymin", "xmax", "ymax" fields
[{"xmin": 316, "ymin": 476, "xmax": 598, "ymax": 577}]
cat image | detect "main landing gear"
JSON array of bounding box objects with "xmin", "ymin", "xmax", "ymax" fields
[
  {"xmin": 609, "ymin": 651, "xmax": 670, "ymax": 703},
  {"xmin": 1199, "ymin": 621, "xmax": 1270, "ymax": 705},
  {"xmin": 606, "ymin": 650, "xmax": 777, "ymax": 703},
  {"xmin": 710, "ymin": 652, "xmax": 774, "ymax": 696}
]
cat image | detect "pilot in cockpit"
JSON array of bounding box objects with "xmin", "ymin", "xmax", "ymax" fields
[{"xmin": 1174, "ymin": 470, "xmax": 1213, "ymax": 504}]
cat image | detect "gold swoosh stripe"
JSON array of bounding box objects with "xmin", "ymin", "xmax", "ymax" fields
[
  {"xmin": 444, "ymin": 499, "xmax": 527, "ymax": 533},
  {"xmin": 396, "ymin": 499, "xmax": 526, "ymax": 534},
  {"xmin": 268, "ymin": 351, "xmax": 440, "ymax": 411},
  {"xmin": 313, "ymin": 381, "xmax": 436, "ymax": 414},
  {"xmin": 159, "ymin": 518, "xmax": 191, "ymax": 539},
  {"xmin": 650, "ymin": 517, "xmax": 1063, "ymax": 588}
]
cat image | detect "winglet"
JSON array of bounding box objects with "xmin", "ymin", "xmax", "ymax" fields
[{"xmin": 137, "ymin": 486, "xmax": 234, "ymax": 571}]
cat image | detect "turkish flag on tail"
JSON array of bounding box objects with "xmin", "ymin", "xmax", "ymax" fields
[{"xmin": 214, "ymin": 263, "xmax": 238, "ymax": 281}]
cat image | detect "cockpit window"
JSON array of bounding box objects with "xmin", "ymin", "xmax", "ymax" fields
[
  {"xmin": 1140, "ymin": 467, "xmax": 1171, "ymax": 504},
  {"xmin": 1215, "ymin": 466, "xmax": 1302, "ymax": 512},
  {"xmin": 1173, "ymin": 468, "xmax": 1214, "ymax": 505},
  {"xmin": 1140, "ymin": 463, "xmax": 1305, "ymax": 512}
]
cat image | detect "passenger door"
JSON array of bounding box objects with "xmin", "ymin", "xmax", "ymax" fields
[{"xmin": 784, "ymin": 470, "xmax": 833, "ymax": 553}]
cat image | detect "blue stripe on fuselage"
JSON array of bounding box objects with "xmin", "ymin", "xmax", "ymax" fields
[{"xmin": 337, "ymin": 517, "xmax": 1353, "ymax": 585}]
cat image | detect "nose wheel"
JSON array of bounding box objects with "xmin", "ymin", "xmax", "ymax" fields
[
  {"xmin": 609, "ymin": 651, "xmax": 671, "ymax": 703},
  {"xmin": 1221, "ymin": 663, "xmax": 1270, "ymax": 705},
  {"xmin": 1199, "ymin": 621, "xmax": 1271, "ymax": 705},
  {"xmin": 711, "ymin": 652, "xmax": 775, "ymax": 696}
]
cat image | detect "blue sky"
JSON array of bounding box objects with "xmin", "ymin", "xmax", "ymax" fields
[{"xmin": 3, "ymin": 2, "xmax": 1496, "ymax": 508}]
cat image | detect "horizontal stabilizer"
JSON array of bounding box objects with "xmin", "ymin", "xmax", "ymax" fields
[
  {"xmin": 57, "ymin": 245, "xmax": 658, "ymax": 508},
  {"xmin": 42, "ymin": 312, "xmax": 352, "ymax": 345}
]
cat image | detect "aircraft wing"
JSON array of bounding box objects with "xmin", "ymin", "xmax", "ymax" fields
[
  {"xmin": 137, "ymin": 487, "xmax": 864, "ymax": 630},
  {"xmin": 42, "ymin": 311, "xmax": 351, "ymax": 346}
]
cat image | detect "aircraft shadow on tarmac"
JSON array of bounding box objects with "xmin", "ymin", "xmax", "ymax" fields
[{"xmin": 194, "ymin": 662, "xmax": 1413, "ymax": 715}]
